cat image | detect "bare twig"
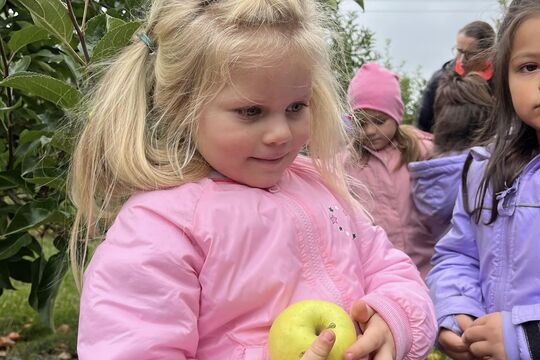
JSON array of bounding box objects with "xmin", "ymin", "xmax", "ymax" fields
[
  {"xmin": 82, "ymin": 0, "xmax": 90, "ymax": 32},
  {"xmin": 66, "ymin": 0, "xmax": 90, "ymax": 64},
  {"xmin": 0, "ymin": 37, "xmax": 15, "ymax": 170}
]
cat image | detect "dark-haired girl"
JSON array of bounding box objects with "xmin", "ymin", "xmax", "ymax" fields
[{"xmin": 427, "ymin": 1, "xmax": 540, "ymax": 359}]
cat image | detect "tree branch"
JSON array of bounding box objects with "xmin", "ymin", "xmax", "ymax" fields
[
  {"xmin": 82, "ymin": 0, "xmax": 90, "ymax": 31},
  {"xmin": 66, "ymin": 0, "xmax": 90, "ymax": 64},
  {"xmin": 0, "ymin": 37, "xmax": 15, "ymax": 170}
]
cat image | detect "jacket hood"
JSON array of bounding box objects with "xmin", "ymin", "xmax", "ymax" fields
[{"xmin": 409, "ymin": 153, "xmax": 468, "ymax": 220}]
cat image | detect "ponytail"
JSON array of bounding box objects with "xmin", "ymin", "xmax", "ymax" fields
[{"xmin": 69, "ymin": 39, "xmax": 208, "ymax": 288}]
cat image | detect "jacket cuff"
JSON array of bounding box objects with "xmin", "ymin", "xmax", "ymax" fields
[
  {"xmin": 439, "ymin": 315, "xmax": 462, "ymax": 335},
  {"xmin": 432, "ymin": 315, "xmax": 460, "ymax": 351},
  {"xmin": 362, "ymin": 293, "xmax": 411, "ymax": 360},
  {"xmin": 434, "ymin": 295, "xmax": 485, "ymax": 322},
  {"xmin": 502, "ymin": 311, "xmax": 520, "ymax": 360}
]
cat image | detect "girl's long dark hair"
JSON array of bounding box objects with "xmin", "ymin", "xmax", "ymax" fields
[
  {"xmin": 464, "ymin": 0, "xmax": 540, "ymax": 224},
  {"xmin": 433, "ymin": 72, "xmax": 493, "ymax": 155}
]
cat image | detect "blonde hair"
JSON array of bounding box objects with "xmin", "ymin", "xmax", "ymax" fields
[{"xmin": 69, "ymin": 0, "xmax": 357, "ymax": 288}]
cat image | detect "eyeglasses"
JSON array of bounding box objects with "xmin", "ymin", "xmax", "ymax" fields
[{"xmin": 452, "ymin": 46, "xmax": 474, "ymax": 59}]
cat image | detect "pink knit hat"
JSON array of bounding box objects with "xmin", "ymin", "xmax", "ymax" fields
[{"xmin": 347, "ymin": 63, "xmax": 404, "ymax": 124}]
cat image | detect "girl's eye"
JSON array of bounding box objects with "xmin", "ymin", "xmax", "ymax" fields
[
  {"xmin": 237, "ymin": 106, "xmax": 262, "ymax": 118},
  {"xmin": 364, "ymin": 117, "xmax": 386, "ymax": 126},
  {"xmin": 519, "ymin": 64, "xmax": 538, "ymax": 73},
  {"xmin": 286, "ymin": 103, "xmax": 307, "ymax": 113}
]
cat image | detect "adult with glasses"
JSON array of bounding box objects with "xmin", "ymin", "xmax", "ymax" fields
[{"xmin": 415, "ymin": 21, "xmax": 495, "ymax": 132}]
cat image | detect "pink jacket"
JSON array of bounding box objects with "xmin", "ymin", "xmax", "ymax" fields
[
  {"xmin": 345, "ymin": 131, "xmax": 434, "ymax": 277},
  {"xmin": 78, "ymin": 156, "xmax": 436, "ymax": 359}
]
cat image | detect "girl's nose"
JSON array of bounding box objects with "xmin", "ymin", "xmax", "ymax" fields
[
  {"xmin": 262, "ymin": 117, "xmax": 293, "ymax": 145},
  {"xmin": 363, "ymin": 124, "xmax": 377, "ymax": 137}
]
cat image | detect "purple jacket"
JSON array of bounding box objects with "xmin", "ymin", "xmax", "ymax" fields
[
  {"xmin": 408, "ymin": 152, "xmax": 468, "ymax": 242},
  {"xmin": 426, "ymin": 147, "xmax": 540, "ymax": 359}
]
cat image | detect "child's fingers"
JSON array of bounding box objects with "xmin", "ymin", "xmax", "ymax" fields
[
  {"xmin": 467, "ymin": 340, "xmax": 492, "ymax": 359},
  {"xmin": 344, "ymin": 315, "xmax": 386, "ymax": 359},
  {"xmin": 344, "ymin": 334, "xmax": 381, "ymax": 360},
  {"xmin": 350, "ymin": 299, "xmax": 375, "ymax": 332},
  {"xmin": 372, "ymin": 341, "xmax": 394, "ymax": 360},
  {"xmin": 438, "ymin": 329, "xmax": 475, "ymax": 360},
  {"xmin": 301, "ymin": 330, "xmax": 335, "ymax": 360},
  {"xmin": 455, "ymin": 314, "xmax": 475, "ymax": 332},
  {"xmin": 461, "ymin": 324, "xmax": 485, "ymax": 346}
]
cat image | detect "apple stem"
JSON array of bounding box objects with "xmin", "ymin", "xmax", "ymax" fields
[{"xmin": 327, "ymin": 322, "xmax": 336, "ymax": 329}]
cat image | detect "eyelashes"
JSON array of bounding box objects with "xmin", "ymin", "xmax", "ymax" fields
[
  {"xmin": 518, "ymin": 63, "xmax": 538, "ymax": 73},
  {"xmin": 235, "ymin": 103, "xmax": 308, "ymax": 119}
]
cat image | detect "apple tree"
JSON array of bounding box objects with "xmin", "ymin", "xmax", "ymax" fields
[{"xmin": 0, "ymin": 0, "xmax": 143, "ymax": 329}]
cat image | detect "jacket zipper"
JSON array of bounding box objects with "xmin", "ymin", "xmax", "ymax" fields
[{"xmin": 277, "ymin": 189, "xmax": 343, "ymax": 307}]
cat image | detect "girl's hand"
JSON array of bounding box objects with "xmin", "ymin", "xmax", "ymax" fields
[
  {"xmin": 300, "ymin": 330, "xmax": 335, "ymax": 360},
  {"xmin": 344, "ymin": 299, "xmax": 395, "ymax": 360},
  {"xmin": 462, "ymin": 312, "xmax": 506, "ymax": 360},
  {"xmin": 438, "ymin": 314, "xmax": 475, "ymax": 360}
]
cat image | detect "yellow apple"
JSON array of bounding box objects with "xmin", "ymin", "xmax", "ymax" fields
[{"xmin": 268, "ymin": 300, "xmax": 357, "ymax": 360}]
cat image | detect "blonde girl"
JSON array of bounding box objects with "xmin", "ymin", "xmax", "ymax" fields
[{"xmin": 70, "ymin": 1, "xmax": 436, "ymax": 359}]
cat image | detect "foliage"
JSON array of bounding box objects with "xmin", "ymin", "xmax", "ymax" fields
[
  {"xmin": 0, "ymin": 0, "xmax": 145, "ymax": 330},
  {"xmin": 399, "ymin": 71, "xmax": 427, "ymax": 125},
  {"xmin": 494, "ymin": 0, "xmax": 509, "ymax": 30},
  {"xmin": 329, "ymin": 1, "xmax": 426, "ymax": 124},
  {"xmin": 329, "ymin": 7, "xmax": 379, "ymax": 92}
]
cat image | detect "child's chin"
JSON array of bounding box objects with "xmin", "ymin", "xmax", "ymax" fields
[{"xmin": 366, "ymin": 140, "xmax": 389, "ymax": 151}]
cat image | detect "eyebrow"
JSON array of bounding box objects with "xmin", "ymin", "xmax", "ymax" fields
[{"xmin": 511, "ymin": 51, "xmax": 540, "ymax": 62}]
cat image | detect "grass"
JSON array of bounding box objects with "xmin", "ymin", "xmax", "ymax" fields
[
  {"xmin": 0, "ymin": 233, "xmax": 80, "ymax": 360},
  {"xmin": 0, "ymin": 271, "xmax": 79, "ymax": 359}
]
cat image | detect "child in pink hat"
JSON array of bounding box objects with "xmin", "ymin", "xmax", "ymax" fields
[{"xmin": 345, "ymin": 63, "xmax": 435, "ymax": 278}]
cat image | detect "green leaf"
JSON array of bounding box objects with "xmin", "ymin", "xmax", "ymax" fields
[
  {"xmin": 0, "ymin": 72, "xmax": 81, "ymax": 108},
  {"xmin": 324, "ymin": 0, "xmax": 337, "ymax": 8},
  {"xmin": 8, "ymin": 259, "xmax": 34, "ymax": 283},
  {"xmin": 85, "ymin": 13, "xmax": 107, "ymax": 47},
  {"xmin": 50, "ymin": 131, "xmax": 73, "ymax": 153},
  {"xmin": 17, "ymin": 0, "xmax": 73, "ymax": 44},
  {"xmin": 53, "ymin": 235, "xmax": 68, "ymax": 252},
  {"xmin": 0, "ymin": 0, "xmax": 6, "ymax": 11},
  {"xmin": 3, "ymin": 199, "xmax": 56, "ymax": 237},
  {"xmin": 354, "ymin": 0, "xmax": 364, "ymax": 10},
  {"xmin": 0, "ymin": 171, "xmax": 20, "ymax": 191},
  {"xmin": 0, "ymin": 234, "xmax": 33, "ymax": 261},
  {"xmin": 22, "ymin": 167, "xmax": 65, "ymax": 190},
  {"xmin": 9, "ymin": 55, "xmax": 32, "ymax": 73},
  {"xmin": 0, "ymin": 97, "xmax": 23, "ymax": 113},
  {"xmin": 0, "ymin": 262, "xmax": 15, "ymax": 290},
  {"xmin": 29, "ymin": 251, "xmax": 68, "ymax": 329},
  {"xmin": 106, "ymin": 15, "xmax": 126, "ymax": 31},
  {"xmin": 91, "ymin": 21, "xmax": 141, "ymax": 63},
  {"xmin": 8, "ymin": 25, "xmax": 50, "ymax": 55}
]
